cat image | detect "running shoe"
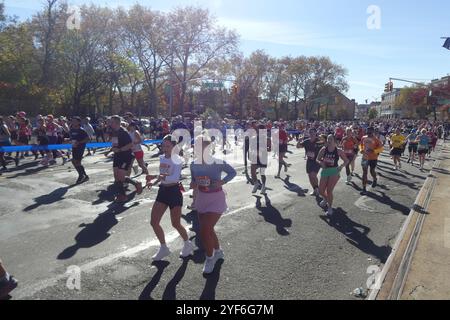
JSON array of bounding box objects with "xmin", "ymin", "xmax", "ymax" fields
[
  {"xmin": 372, "ymin": 179, "xmax": 377, "ymax": 188},
  {"xmin": 81, "ymin": 175, "xmax": 90, "ymax": 183},
  {"xmin": 14, "ymin": 158, "xmax": 19, "ymax": 167},
  {"xmin": 361, "ymin": 187, "xmax": 367, "ymax": 195},
  {"xmin": 132, "ymin": 165, "xmax": 139, "ymax": 175},
  {"xmin": 203, "ymin": 256, "xmax": 218, "ymax": 274},
  {"xmin": 0, "ymin": 275, "xmax": 18, "ymax": 299},
  {"xmin": 76, "ymin": 176, "xmax": 84, "ymax": 184},
  {"xmin": 62, "ymin": 157, "xmax": 68, "ymax": 165},
  {"xmin": 260, "ymin": 185, "xmax": 267, "ymax": 194},
  {"xmin": 152, "ymin": 246, "xmax": 171, "ymax": 261},
  {"xmin": 252, "ymin": 182, "xmax": 261, "ymax": 193},
  {"xmin": 180, "ymin": 241, "xmax": 194, "ymax": 258},
  {"xmin": 214, "ymin": 249, "xmax": 225, "ymax": 260},
  {"xmin": 346, "ymin": 176, "xmax": 352, "ymax": 184},
  {"xmin": 326, "ymin": 207, "xmax": 334, "ymax": 217},
  {"xmin": 320, "ymin": 200, "xmax": 328, "ymax": 208}
]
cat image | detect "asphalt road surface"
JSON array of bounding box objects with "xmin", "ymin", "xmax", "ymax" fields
[{"xmin": 0, "ymin": 142, "xmax": 438, "ymax": 300}]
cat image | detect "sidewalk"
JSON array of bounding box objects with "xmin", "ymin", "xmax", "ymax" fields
[{"xmin": 376, "ymin": 141, "xmax": 450, "ymax": 300}]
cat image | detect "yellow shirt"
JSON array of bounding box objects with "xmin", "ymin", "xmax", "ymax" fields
[{"xmin": 390, "ymin": 134, "xmax": 406, "ymax": 149}]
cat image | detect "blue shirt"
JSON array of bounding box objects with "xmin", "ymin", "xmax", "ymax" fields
[{"xmin": 190, "ymin": 160, "xmax": 236, "ymax": 192}]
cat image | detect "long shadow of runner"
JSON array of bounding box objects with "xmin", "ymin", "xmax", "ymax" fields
[
  {"xmin": 138, "ymin": 261, "xmax": 170, "ymax": 300},
  {"xmin": 377, "ymin": 172, "xmax": 420, "ymax": 190},
  {"xmin": 7, "ymin": 165, "xmax": 49, "ymax": 179},
  {"xmin": 162, "ymin": 257, "xmax": 190, "ymax": 300},
  {"xmin": 23, "ymin": 184, "xmax": 77, "ymax": 212},
  {"xmin": 320, "ymin": 208, "xmax": 391, "ymax": 263},
  {"xmin": 57, "ymin": 199, "xmax": 139, "ymax": 260},
  {"xmin": 282, "ymin": 175, "xmax": 307, "ymax": 197},
  {"xmin": 200, "ymin": 260, "xmax": 224, "ymax": 300},
  {"xmin": 254, "ymin": 195, "xmax": 292, "ymax": 236},
  {"xmin": 349, "ymin": 183, "xmax": 410, "ymax": 215}
]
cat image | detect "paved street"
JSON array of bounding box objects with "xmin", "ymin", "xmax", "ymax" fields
[{"xmin": 0, "ymin": 142, "xmax": 439, "ymax": 300}]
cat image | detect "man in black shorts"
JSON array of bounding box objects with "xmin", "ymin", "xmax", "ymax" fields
[
  {"xmin": 110, "ymin": 116, "xmax": 143, "ymax": 203},
  {"xmin": 69, "ymin": 117, "xmax": 90, "ymax": 184},
  {"xmin": 297, "ymin": 128, "xmax": 323, "ymax": 196}
]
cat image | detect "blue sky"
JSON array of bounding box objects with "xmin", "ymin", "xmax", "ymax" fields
[{"xmin": 3, "ymin": 0, "xmax": 450, "ymax": 104}]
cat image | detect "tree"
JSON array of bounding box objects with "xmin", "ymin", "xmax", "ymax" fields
[
  {"xmin": 166, "ymin": 6, "xmax": 238, "ymax": 115},
  {"xmin": 368, "ymin": 108, "xmax": 378, "ymax": 119}
]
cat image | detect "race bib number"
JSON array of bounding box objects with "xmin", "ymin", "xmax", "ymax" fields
[
  {"xmin": 197, "ymin": 176, "xmax": 211, "ymax": 187},
  {"xmin": 160, "ymin": 163, "xmax": 170, "ymax": 175},
  {"xmin": 111, "ymin": 137, "xmax": 118, "ymax": 147},
  {"xmin": 307, "ymin": 151, "xmax": 315, "ymax": 159}
]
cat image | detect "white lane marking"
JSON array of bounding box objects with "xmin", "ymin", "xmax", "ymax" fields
[{"xmin": 354, "ymin": 196, "xmax": 376, "ymax": 212}]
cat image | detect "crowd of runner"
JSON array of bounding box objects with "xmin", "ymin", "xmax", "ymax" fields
[{"xmin": 0, "ymin": 110, "xmax": 449, "ymax": 297}]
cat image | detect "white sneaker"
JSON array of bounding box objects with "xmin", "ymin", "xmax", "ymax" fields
[
  {"xmin": 252, "ymin": 182, "xmax": 261, "ymax": 193},
  {"xmin": 260, "ymin": 185, "xmax": 267, "ymax": 194},
  {"xmin": 214, "ymin": 249, "xmax": 224, "ymax": 260},
  {"xmin": 327, "ymin": 207, "xmax": 334, "ymax": 217},
  {"xmin": 203, "ymin": 256, "xmax": 218, "ymax": 274},
  {"xmin": 309, "ymin": 190, "xmax": 316, "ymax": 196},
  {"xmin": 320, "ymin": 200, "xmax": 328, "ymax": 208},
  {"xmin": 152, "ymin": 246, "xmax": 171, "ymax": 261},
  {"xmin": 132, "ymin": 165, "xmax": 139, "ymax": 175},
  {"xmin": 346, "ymin": 176, "xmax": 352, "ymax": 184},
  {"xmin": 180, "ymin": 241, "xmax": 194, "ymax": 258}
]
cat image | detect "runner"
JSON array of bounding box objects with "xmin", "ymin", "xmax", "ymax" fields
[
  {"xmin": 0, "ymin": 116, "xmax": 16, "ymax": 171},
  {"xmin": 127, "ymin": 122, "xmax": 149, "ymax": 176},
  {"xmin": 83, "ymin": 117, "xmax": 96, "ymax": 156},
  {"xmin": 359, "ymin": 127, "xmax": 384, "ymax": 195},
  {"xmin": 109, "ymin": 115, "xmax": 143, "ymax": 203},
  {"xmin": 296, "ymin": 128, "xmax": 323, "ymax": 196},
  {"xmin": 275, "ymin": 122, "xmax": 290, "ymax": 178},
  {"xmin": 416, "ymin": 129, "xmax": 430, "ymax": 170},
  {"xmin": 340, "ymin": 127, "xmax": 358, "ymax": 184},
  {"xmin": 316, "ymin": 134, "xmax": 349, "ymax": 216},
  {"xmin": 69, "ymin": 117, "xmax": 90, "ymax": 184},
  {"xmin": 389, "ymin": 128, "xmax": 406, "ymax": 170},
  {"xmin": 251, "ymin": 124, "xmax": 271, "ymax": 194},
  {"xmin": 406, "ymin": 129, "xmax": 418, "ymax": 165},
  {"xmin": 148, "ymin": 135, "xmax": 194, "ymax": 261},
  {"xmin": 190, "ymin": 135, "xmax": 237, "ymax": 274}
]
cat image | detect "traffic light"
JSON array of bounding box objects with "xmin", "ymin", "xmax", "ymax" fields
[{"xmin": 384, "ymin": 81, "xmax": 394, "ymax": 92}]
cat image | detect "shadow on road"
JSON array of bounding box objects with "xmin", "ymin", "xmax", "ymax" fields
[
  {"xmin": 378, "ymin": 172, "xmax": 420, "ymax": 190},
  {"xmin": 200, "ymin": 259, "xmax": 224, "ymax": 300},
  {"xmin": 282, "ymin": 175, "xmax": 307, "ymax": 197},
  {"xmin": 6, "ymin": 165, "xmax": 49, "ymax": 179},
  {"xmin": 162, "ymin": 257, "xmax": 190, "ymax": 300},
  {"xmin": 320, "ymin": 208, "xmax": 391, "ymax": 263},
  {"xmin": 23, "ymin": 184, "xmax": 77, "ymax": 212},
  {"xmin": 254, "ymin": 195, "xmax": 292, "ymax": 236},
  {"xmin": 349, "ymin": 183, "xmax": 411, "ymax": 215},
  {"xmin": 57, "ymin": 199, "xmax": 139, "ymax": 260},
  {"xmin": 138, "ymin": 261, "xmax": 170, "ymax": 300}
]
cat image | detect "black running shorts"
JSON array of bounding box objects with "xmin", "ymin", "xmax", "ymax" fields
[{"xmin": 156, "ymin": 185, "xmax": 183, "ymax": 209}]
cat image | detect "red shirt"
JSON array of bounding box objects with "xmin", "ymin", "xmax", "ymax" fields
[{"xmin": 279, "ymin": 129, "xmax": 288, "ymax": 145}]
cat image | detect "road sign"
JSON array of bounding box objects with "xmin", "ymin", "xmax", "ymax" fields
[{"xmin": 202, "ymin": 82, "xmax": 224, "ymax": 89}]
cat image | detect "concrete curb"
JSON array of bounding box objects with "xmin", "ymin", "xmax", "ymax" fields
[{"xmin": 368, "ymin": 142, "xmax": 444, "ymax": 300}]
